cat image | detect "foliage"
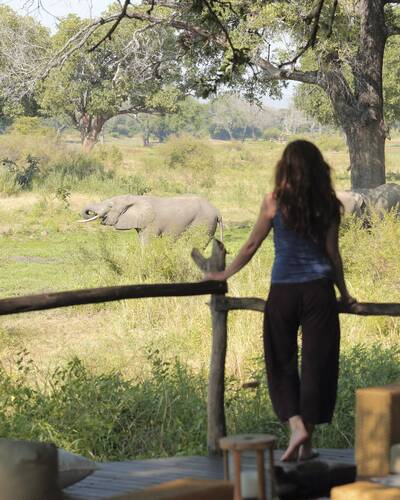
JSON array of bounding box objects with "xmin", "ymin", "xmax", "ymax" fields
[
  {"xmin": 296, "ymin": 37, "xmax": 400, "ymax": 127},
  {"xmin": 124, "ymin": 175, "xmax": 152, "ymax": 196},
  {"xmin": 129, "ymin": 97, "xmax": 210, "ymax": 145},
  {"xmin": 0, "ymin": 6, "xmax": 48, "ymax": 116},
  {"xmin": 163, "ymin": 135, "xmax": 216, "ymax": 187},
  {"xmin": 9, "ymin": 117, "xmax": 55, "ymax": 137},
  {"xmin": 1, "ymin": 340, "xmax": 399, "ymax": 459},
  {"xmin": 37, "ymin": 13, "xmax": 183, "ymax": 148},
  {"xmin": 91, "ymin": 145, "xmax": 123, "ymax": 168},
  {"xmin": 383, "ymin": 37, "xmax": 400, "ymax": 127},
  {"xmin": 0, "ymin": 351, "xmax": 207, "ymax": 459},
  {"xmin": 0, "ymin": 155, "xmax": 40, "ymax": 191},
  {"xmin": 44, "ymin": 153, "xmax": 112, "ymax": 183},
  {"xmin": 263, "ymin": 127, "xmax": 282, "ymax": 141}
]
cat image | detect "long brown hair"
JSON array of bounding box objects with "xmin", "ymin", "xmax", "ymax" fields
[{"xmin": 274, "ymin": 140, "xmax": 342, "ymax": 242}]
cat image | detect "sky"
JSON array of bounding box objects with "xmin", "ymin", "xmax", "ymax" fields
[{"xmin": 0, "ymin": 0, "xmax": 294, "ymax": 108}]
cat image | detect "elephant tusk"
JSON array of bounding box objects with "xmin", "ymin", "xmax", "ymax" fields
[{"xmin": 77, "ymin": 215, "xmax": 99, "ymax": 223}]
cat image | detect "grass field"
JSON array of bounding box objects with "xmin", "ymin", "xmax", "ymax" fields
[{"xmin": 0, "ymin": 131, "xmax": 399, "ymax": 459}]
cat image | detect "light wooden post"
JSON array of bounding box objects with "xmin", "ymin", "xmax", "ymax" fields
[{"xmin": 192, "ymin": 239, "xmax": 227, "ymax": 456}]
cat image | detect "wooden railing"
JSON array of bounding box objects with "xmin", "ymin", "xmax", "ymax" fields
[{"xmin": 1, "ymin": 239, "xmax": 399, "ymax": 456}]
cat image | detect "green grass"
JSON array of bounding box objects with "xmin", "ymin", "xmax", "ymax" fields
[{"xmin": 0, "ymin": 130, "xmax": 399, "ymax": 460}]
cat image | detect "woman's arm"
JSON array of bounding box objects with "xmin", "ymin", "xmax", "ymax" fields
[
  {"xmin": 205, "ymin": 194, "xmax": 275, "ymax": 281},
  {"xmin": 325, "ymin": 222, "xmax": 356, "ymax": 304}
]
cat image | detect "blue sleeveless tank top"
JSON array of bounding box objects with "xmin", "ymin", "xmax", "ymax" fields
[{"xmin": 271, "ymin": 208, "xmax": 332, "ymax": 283}]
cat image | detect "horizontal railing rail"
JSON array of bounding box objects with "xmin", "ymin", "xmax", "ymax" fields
[
  {"xmin": 0, "ymin": 281, "xmax": 227, "ymax": 316},
  {"xmin": 214, "ymin": 296, "xmax": 400, "ymax": 316}
]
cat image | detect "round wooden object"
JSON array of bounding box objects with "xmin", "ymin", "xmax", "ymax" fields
[{"xmin": 219, "ymin": 434, "xmax": 277, "ymax": 451}]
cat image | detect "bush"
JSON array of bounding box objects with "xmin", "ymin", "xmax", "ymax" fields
[
  {"xmin": 9, "ymin": 117, "xmax": 56, "ymax": 137},
  {"xmin": 263, "ymin": 127, "xmax": 282, "ymax": 141},
  {"xmin": 0, "ymin": 165, "xmax": 19, "ymax": 195},
  {"xmin": 92, "ymin": 145, "xmax": 123, "ymax": 168},
  {"xmin": 124, "ymin": 175, "xmax": 151, "ymax": 196},
  {"xmin": 0, "ymin": 133, "xmax": 115, "ymax": 191},
  {"xmin": 0, "ymin": 155, "xmax": 40, "ymax": 192},
  {"xmin": 2, "ymin": 341, "xmax": 396, "ymax": 460},
  {"xmin": 0, "ymin": 351, "xmax": 208, "ymax": 460},
  {"xmin": 46, "ymin": 152, "xmax": 112, "ymax": 182},
  {"xmin": 163, "ymin": 135, "xmax": 215, "ymax": 188}
]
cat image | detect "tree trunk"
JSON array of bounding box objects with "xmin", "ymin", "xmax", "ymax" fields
[
  {"xmin": 80, "ymin": 115, "xmax": 107, "ymax": 152},
  {"xmin": 344, "ymin": 120, "xmax": 386, "ymax": 189},
  {"xmin": 345, "ymin": 0, "xmax": 386, "ymax": 189}
]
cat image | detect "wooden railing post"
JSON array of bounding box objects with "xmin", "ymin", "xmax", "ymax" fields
[{"xmin": 192, "ymin": 239, "xmax": 228, "ymax": 456}]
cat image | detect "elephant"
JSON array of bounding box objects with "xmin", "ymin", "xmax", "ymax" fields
[
  {"xmin": 79, "ymin": 194, "xmax": 223, "ymax": 243},
  {"xmin": 336, "ymin": 183, "xmax": 400, "ymax": 217}
]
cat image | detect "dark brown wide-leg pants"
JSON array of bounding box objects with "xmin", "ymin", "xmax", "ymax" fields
[{"xmin": 263, "ymin": 278, "xmax": 340, "ymax": 424}]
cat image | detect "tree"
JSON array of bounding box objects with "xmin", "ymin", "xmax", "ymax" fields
[
  {"xmin": 132, "ymin": 97, "xmax": 208, "ymax": 145},
  {"xmin": 295, "ymin": 36, "xmax": 400, "ymax": 131},
  {"xmin": 68, "ymin": 1, "xmax": 400, "ymax": 188},
  {"xmin": 0, "ymin": 6, "xmax": 48, "ymax": 127},
  {"xmin": 38, "ymin": 14, "xmax": 183, "ymax": 150}
]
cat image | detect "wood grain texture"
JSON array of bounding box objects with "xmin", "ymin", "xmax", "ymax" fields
[{"xmin": 65, "ymin": 451, "xmax": 355, "ymax": 499}]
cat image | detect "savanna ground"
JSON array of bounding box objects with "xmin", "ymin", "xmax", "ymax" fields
[{"xmin": 0, "ymin": 130, "xmax": 399, "ymax": 460}]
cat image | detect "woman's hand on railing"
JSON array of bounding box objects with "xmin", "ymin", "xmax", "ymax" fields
[{"xmin": 339, "ymin": 293, "xmax": 357, "ymax": 306}]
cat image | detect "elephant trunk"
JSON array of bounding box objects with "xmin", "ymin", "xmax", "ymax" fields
[
  {"xmin": 78, "ymin": 204, "xmax": 106, "ymax": 223},
  {"xmin": 81, "ymin": 206, "xmax": 96, "ymax": 219}
]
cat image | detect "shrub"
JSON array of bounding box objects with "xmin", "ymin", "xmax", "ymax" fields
[
  {"xmin": 92, "ymin": 145, "xmax": 123, "ymax": 168},
  {"xmin": 163, "ymin": 135, "xmax": 215, "ymax": 187},
  {"xmin": 0, "ymin": 155, "xmax": 40, "ymax": 191},
  {"xmin": 263, "ymin": 127, "xmax": 282, "ymax": 141},
  {"xmin": 0, "ymin": 352, "xmax": 208, "ymax": 460},
  {"xmin": 9, "ymin": 117, "xmax": 56, "ymax": 137},
  {"xmin": 46, "ymin": 152, "xmax": 112, "ymax": 182},
  {"xmin": 0, "ymin": 165, "xmax": 19, "ymax": 195},
  {"xmin": 124, "ymin": 175, "xmax": 151, "ymax": 196}
]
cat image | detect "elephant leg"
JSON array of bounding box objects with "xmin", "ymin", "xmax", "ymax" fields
[{"xmin": 137, "ymin": 227, "xmax": 159, "ymax": 245}]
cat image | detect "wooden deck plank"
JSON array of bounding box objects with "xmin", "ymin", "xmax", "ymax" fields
[{"xmin": 65, "ymin": 449, "xmax": 355, "ymax": 499}]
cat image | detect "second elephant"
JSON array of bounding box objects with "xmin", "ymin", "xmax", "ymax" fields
[
  {"xmin": 80, "ymin": 194, "xmax": 223, "ymax": 243},
  {"xmin": 337, "ymin": 183, "xmax": 400, "ymax": 217}
]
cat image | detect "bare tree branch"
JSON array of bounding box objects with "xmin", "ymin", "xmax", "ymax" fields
[{"xmin": 89, "ymin": 0, "xmax": 131, "ymax": 52}]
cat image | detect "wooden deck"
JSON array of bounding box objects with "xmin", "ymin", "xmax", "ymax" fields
[{"xmin": 65, "ymin": 449, "xmax": 355, "ymax": 499}]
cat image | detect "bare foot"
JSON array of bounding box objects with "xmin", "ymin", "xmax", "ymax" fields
[
  {"xmin": 298, "ymin": 423, "xmax": 317, "ymax": 460},
  {"xmin": 281, "ymin": 416, "xmax": 309, "ymax": 462}
]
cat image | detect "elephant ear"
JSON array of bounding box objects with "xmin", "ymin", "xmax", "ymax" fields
[{"xmin": 115, "ymin": 200, "xmax": 155, "ymax": 230}]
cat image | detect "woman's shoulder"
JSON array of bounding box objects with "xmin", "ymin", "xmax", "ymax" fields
[{"xmin": 262, "ymin": 192, "xmax": 277, "ymax": 219}]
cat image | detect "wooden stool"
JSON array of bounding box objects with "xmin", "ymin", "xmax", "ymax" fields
[{"xmin": 219, "ymin": 434, "xmax": 277, "ymax": 500}]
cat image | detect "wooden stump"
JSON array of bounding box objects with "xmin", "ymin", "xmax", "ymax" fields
[{"xmin": 356, "ymin": 384, "xmax": 400, "ymax": 477}]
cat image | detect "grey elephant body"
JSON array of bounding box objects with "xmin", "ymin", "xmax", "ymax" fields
[
  {"xmin": 81, "ymin": 195, "xmax": 222, "ymax": 242},
  {"xmin": 336, "ymin": 183, "xmax": 400, "ymax": 217}
]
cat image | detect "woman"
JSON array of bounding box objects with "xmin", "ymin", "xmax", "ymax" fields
[{"xmin": 205, "ymin": 140, "xmax": 356, "ymax": 462}]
